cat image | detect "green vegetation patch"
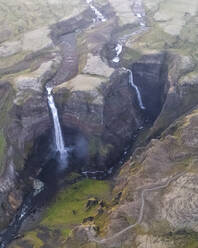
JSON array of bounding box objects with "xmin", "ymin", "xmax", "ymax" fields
[
  {"xmin": 131, "ymin": 24, "xmax": 177, "ymax": 53},
  {"xmin": 41, "ymin": 179, "xmax": 111, "ymax": 237},
  {"xmin": 24, "ymin": 231, "xmax": 44, "ymax": 248},
  {"xmin": 121, "ymin": 47, "xmax": 142, "ymax": 67}
]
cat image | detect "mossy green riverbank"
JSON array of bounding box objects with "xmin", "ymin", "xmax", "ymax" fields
[{"xmin": 10, "ymin": 179, "xmax": 111, "ymax": 248}]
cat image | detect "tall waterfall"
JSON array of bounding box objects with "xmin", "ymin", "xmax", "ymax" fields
[
  {"xmin": 127, "ymin": 69, "xmax": 145, "ymax": 110},
  {"xmin": 47, "ymin": 87, "xmax": 68, "ymax": 164}
]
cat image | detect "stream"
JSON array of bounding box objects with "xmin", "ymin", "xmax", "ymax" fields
[
  {"xmin": 0, "ymin": 87, "xmax": 70, "ymax": 248},
  {"xmin": 0, "ymin": 1, "xmax": 146, "ymax": 247},
  {"xmin": 111, "ymin": 0, "xmax": 147, "ymax": 112}
]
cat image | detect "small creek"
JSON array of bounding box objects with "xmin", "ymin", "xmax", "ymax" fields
[
  {"xmin": 112, "ymin": 0, "xmax": 147, "ymax": 115},
  {"xmin": 0, "ymin": 87, "xmax": 71, "ymax": 248},
  {"xmin": 0, "ymin": 1, "xmax": 147, "ymax": 247}
]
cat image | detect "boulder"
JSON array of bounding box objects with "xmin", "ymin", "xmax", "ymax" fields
[{"xmin": 86, "ymin": 198, "xmax": 98, "ymax": 209}]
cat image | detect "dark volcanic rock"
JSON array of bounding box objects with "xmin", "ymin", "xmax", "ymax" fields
[
  {"xmin": 52, "ymin": 33, "xmax": 79, "ymax": 84},
  {"xmin": 132, "ymin": 53, "xmax": 168, "ymax": 122},
  {"xmin": 50, "ymin": 9, "xmax": 93, "ymax": 42},
  {"xmin": 6, "ymin": 94, "xmax": 51, "ymax": 171},
  {"xmin": 149, "ymin": 53, "xmax": 198, "ymax": 137},
  {"xmin": 53, "ymin": 69, "xmax": 144, "ymax": 172}
]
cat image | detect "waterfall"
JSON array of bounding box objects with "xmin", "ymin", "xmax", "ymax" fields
[
  {"xmin": 127, "ymin": 69, "xmax": 145, "ymax": 110},
  {"xmin": 47, "ymin": 87, "xmax": 68, "ymax": 164},
  {"xmin": 133, "ymin": 0, "xmax": 146, "ymax": 27},
  {"xmin": 112, "ymin": 43, "xmax": 123, "ymax": 63},
  {"xmin": 86, "ymin": 0, "xmax": 106, "ymax": 22}
]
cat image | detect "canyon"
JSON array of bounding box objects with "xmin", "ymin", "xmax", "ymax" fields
[{"xmin": 0, "ymin": 0, "xmax": 198, "ymax": 247}]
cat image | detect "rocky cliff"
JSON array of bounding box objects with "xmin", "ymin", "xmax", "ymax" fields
[{"xmin": 0, "ymin": 0, "xmax": 198, "ymax": 247}]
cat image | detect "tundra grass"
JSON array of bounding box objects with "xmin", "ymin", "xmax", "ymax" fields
[{"xmin": 41, "ymin": 179, "xmax": 111, "ymax": 236}]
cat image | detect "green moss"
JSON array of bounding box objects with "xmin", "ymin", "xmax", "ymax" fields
[
  {"xmin": 122, "ymin": 47, "xmax": 142, "ymax": 66},
  {"xmin": 130, "ymin": 23, "xmax": 177, "ymax": 53},
  {"xmin": 67, "ymin": 172, "xmax": 81, "ymax": 181},
  {"xmin": 61, "ymin": 228, "xmax": 71, "ymax": 237},
  {"xmin": 24, "ymin": 231, "xmax": 44, "ymax": 248},
  {"xmin": 41, "ymin": 179, "xmax": 111, "ymax": 238}
]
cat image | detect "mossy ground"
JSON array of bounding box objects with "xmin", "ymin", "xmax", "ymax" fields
[
  {"xmin": 41, "ymin": 179, "xmax": 111, "ymax": 229},
  {"xmin": 11, "ymin": 179, "xmax": 111, "ymax": 247},
  {"xmin": 0, "ymin": 0, "xmax": 86, "ymax": 41}
]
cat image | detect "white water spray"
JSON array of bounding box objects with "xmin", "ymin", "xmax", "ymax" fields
[
  {"xmin": 86, "ymin": 0, "xmax": 106, "ymax": 22},
  {"xmin": 133, "ymin": 0, "xmax": 146, "ymax": 27},
  {"xmin": 127, "ymin": 69, "xmax": 145, "ymax": 110},
  {"xmin": 47, "ymin": 87, "xmax": 68, "ymax": 165},
  {"xmin": 112, "ymin": 43, "xmax": 123, "ymax": 63}
]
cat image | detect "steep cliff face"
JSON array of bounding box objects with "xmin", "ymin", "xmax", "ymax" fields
[
  {"xmin": 53, "ymin": 53, "xmax": 168, "ymax": 173},
  {"xmin": 60, "ymin": 0, "xmax": 198, "ymax": 247},
  {"xmin": 1, "ymin": 0, "xmax": 198, "ymax": 247},
  {"xmin": 150, "ymin": 53, "xmax": 198, "ymax": 137},
  {"xmin": 63, "ymin": 104, "xmax": 198, "ymax": 248},
  {"xmin": 53, "ymin": 69, "xmax": 142, "ymax": 172}
]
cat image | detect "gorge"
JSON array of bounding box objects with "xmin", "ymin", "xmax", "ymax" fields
[{"xmin": 0, "ymin": 0, "xmax": 198, "ymax": 248}]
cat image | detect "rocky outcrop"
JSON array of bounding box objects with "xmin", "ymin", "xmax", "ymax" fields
[
  {"xmin": 1, "ymin": 0, "xmax": 198, "ymax": 247},
  {"xmin": 52, "ymin": 48, "xmax": 169, "ymax": 172},
  {"xmin": 66, "ymin": 105, "xmax": 198, "ymax": 248},
  {"xmin": 132, "ymin": 52, "xmax": 168, "ymax": 122},
  {"xmin": 0, "ymin": 2, "xmax": 104, "ymax": 230},
  {"xmin": 53, "ymin": 69, "xmax": 143, "ymax": 172},
  {"xmin": 150, "ymin": 53, "xmax": 198, "ymax": 137}
]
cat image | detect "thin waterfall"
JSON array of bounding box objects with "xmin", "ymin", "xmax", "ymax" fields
[
  {"xmin": 46, "ymin": 87, "xmax": 68, "ymax": 164},
  {"xmin": 111, "ymin": 0, "xmax": 146, "ymax": 111},
  {"xmin": 127, "ymin": 69, "xmax": 145, "ymax": 110},
  {"xmin": 86, "ymin": 0, "xmax": 106, "ymax": 22},
  {"xmin": 112, "ymin": 43, "xmax": 123, "ymax": 63}
]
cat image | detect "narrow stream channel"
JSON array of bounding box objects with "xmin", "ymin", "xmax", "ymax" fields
[
  {"xmin": 112, "ymin": 0, "xmax": 147, "ymax": 112},
  {"xmin": 0, "ymin": 87, "xmax": 71, "ymax": 247},
  {"xmin": 0, "ymin": 1, "xmax": 146, "ymax": 247}
]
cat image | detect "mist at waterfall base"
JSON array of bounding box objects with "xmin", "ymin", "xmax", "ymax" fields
[{"xmin": 0, "ymin": 96, "xmax": 89, "ymax": 248}]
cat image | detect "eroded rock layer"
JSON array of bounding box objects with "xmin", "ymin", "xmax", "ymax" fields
[{"xmin": 0, "ymin": 0, "xmax": 198, "ymax": 247}]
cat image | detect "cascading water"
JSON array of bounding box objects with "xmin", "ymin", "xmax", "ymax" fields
[
  {"xmin": 133, "ymin": 0, "xmax": 146, "ymax": 27},
  {"xmin": 0, "ymin": 89, "xmax": 69, "ymax": 248},
  {"xmin": 112, "ymin": 49, "xmax": 145, "ymax": 110},
  {"xmin": 127, "ymin": 69, "xmax": 145, "ymax": 110},
  {"xmin": 86, "ymin": 0, "xmax": 106, "ymax": 22},
  {"xmin": 47, "ymin": 87, "xmax": 68, "ymax": 165},
  {"xmin": 112, "ymin": 43, "xmax": 123, "ymax": 63},
  {"xmin": 111, "ymin": 0, "xmax": 146, "ymax": 111}
]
